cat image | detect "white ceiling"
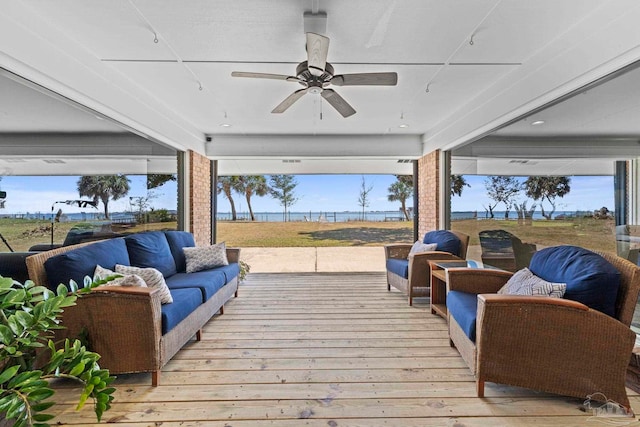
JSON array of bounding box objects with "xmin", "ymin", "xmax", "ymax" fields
[{"xmin": 2, "ymin": 0, "xmax": 640, "ymax": 175}]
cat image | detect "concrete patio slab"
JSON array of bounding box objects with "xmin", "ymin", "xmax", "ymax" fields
[
  {"xmin": 240, "ymin": 247, "xmax": 385, "ymax": 273},
  {"xmin": 240, "ymin": 245, "xmax": 482, "ymax": 273}
]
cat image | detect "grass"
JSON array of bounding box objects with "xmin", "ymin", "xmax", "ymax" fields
[
  {"xmin": 0, "ymin": 217, "xmax": 617, "ymax": 253},
  {"xmin": 217, "ymin": 220, "xmax": 414, "ymax": 247}
]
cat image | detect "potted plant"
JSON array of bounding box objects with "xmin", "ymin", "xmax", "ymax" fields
[
  {"xmin": 238, "ymin": 260, "xmax": 251, "ymax": 283},
  {"xmin": 0, "ymin": 276, "xmax": 115, "ymax": 427}
]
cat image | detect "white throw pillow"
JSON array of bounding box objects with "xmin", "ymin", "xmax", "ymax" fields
[
  {"xmin": 409, "ymin": 241, "xmax": 438, "ymax": 257},
  {"xmin": 183, "ymin": 242, "xmax": 229, "ymax": 273},
  {"xmin": 115, "ymin": 264, "xmax": 173, "ymax": 304},
  {"xmin": 498, "ymin": 267, "xmax": 567, "ymax": 298},
  {"xmin": 93, "ymin": 265, "xmax": 147, "ymax": 288}
]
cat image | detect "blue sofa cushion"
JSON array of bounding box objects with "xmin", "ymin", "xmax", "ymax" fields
[
  {"xmin": 386, "ymin": 258, "xmax": 409, "ymax": 279},
  {"xmin": 125, "ymin": 232, "xmax": 177, "ymax": 278},
  {"xmin": 424, "ymin": 230, "xmax": 461, "ymax": 257},
  {"xmin": 529, "ymin": 245, "xmax": 620, "ymax": 317},
  {"xmin": 447, "ymin": 291, "xmax": 478, "ymax": 342},
  {"xmin": 216, "ymin": 263, "xmax": 241, "ymax": 283},
  {"xmin": 165, "ymin": 270, "xmax": 227, "ymax": 301},
  {"xmin": 161, "ymin": 288, "xmax": 202, "ymax": 335},
  {"xmin": 44, "ymin": 238, "xmax": 130, "ymax": 290},
  {"xmin": 164, "ymin": 231, "xmax": 195, "ymax": 273}
]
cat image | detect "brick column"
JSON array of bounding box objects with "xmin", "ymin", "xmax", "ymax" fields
[
  {"xmin": 418, "ymin": 150, "xmax": 440, "ymax": 236},
  {"xmin": 188, "ymin": 150, "xmax": 212, "ymax": 246}
]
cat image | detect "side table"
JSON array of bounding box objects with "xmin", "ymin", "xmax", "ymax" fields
[{"xmin": 429, "ymin": 260, "xmax": 483, "ymax": 319}]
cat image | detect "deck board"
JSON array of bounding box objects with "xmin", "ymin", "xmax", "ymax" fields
[{"xmin": 48, "ymin": 272, "xmax": 638, "ymax": 426}]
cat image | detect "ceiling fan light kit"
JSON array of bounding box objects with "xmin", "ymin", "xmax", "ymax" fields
[{"xmin": 232, "ymin": 31, "xmax": 397, "ymax": 118}]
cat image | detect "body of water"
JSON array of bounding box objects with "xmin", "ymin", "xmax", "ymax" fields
[{"xmin": 1, "ymin": 210, "xmax": 601, "ymax": 223}]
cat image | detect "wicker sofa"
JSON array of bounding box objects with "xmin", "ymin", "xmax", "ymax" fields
[
  {"xmin": 446, "ymin": 245, "xmax": 640, "ymax": 410},
  {"xmin": 26, "ymin": 230, "xmax": 239, "ymax": 386},
  {"xmin": 384, "ymin": 230, "xmax": 469, "ymax": 305}
]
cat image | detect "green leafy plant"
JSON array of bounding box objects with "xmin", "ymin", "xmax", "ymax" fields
[
  {"xmin": 0, "ymin": 275, "xmax": 116, "ymax": 426},
  {"xmin": 238, "ymin": 261, "xmax": 251, "ymax": 283}
]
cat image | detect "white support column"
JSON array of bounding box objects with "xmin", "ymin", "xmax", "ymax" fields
[{"xmin": 630, "ymin": 159, "xmax": 640, "ymax": 225}]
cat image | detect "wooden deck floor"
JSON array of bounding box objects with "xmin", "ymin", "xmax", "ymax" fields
[{"xmin": 51, "ymin": 272, "xmax": 638, "ymax": 426}]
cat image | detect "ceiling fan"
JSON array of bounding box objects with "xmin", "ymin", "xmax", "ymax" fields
[{"xmin": 231, "ymin": 33, "xmax": 398, "ymax": 118}]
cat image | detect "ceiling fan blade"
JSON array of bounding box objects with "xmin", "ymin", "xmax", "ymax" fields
[
  {"xmin": 321, "ymin": 89, "xmax": 356, "ymax": 118},
  {"xmin": 232, "ymin": 71, "xmax": 301, "ymax": 82},
  {"xmin": 272, "ymin": 88, "xmax": 308, "ymax": 113},
  {"xmin": 306, "ymin": 32, "xmax": 329, "ymax": 77},
  {"xmin": 331, "ymin": 72, "xmax": 398, "ymax": 86}
]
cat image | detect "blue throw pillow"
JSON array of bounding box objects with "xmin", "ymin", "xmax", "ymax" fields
[
  {"xmin": 44, "ymin": 238, "xmax": 130, "ymax": 290},
  {"xmin": 529, "ymin": 245, "xmax": 620, "ymax": 317},
  {"xmin": 125, "ymin": 232, "xmax": 177, "ymax": 278},
  {"xmin": 423, "ymin": 230, "xmax": 461, "ymax": 257},
  {"xmin": 164, "ymin": 231, "xmax": 196, "ymax": 273}
]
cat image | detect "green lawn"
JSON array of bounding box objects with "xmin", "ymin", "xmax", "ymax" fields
[{"xmin": 0, "ymin": 216, "xmax": 617, "ymax": 253}]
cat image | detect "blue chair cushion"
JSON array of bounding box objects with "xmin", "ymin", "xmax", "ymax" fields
[
  {"xmin": 160, "ymin": 288, "xmax": 202, "ymax": 335},
  {"xmin": 529, "ymin": 245, "xmax": 620, "ymax": 317},
  {"xmin": 386, "ymin": 258, "xmax": 409, "ymax": 278},
  {"xmin": 447, "ymin": 291, "xmax": 478, "ymax": 342},
  {"xmin": 165, "ymin": 270, "xmax": 227, "ymax": 301},
  {"xmin": 44, "ymin": 238, "xmax": 130, "ymax": 290},
  {"xmin": 125, "ymin": 232, "xmax": 177, "ymax": 278},
  {"xmin": 164, "ymin": 231, "xmax": 195, "ymax": 273},
  {"xmin": 424, "ymin": 230, "xmax": 461, "ymax": 257}
]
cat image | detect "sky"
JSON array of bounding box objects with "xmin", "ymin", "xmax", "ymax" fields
[{"xmin": 0, "ymin": 174, "xmax": 615, "ymax": 215}]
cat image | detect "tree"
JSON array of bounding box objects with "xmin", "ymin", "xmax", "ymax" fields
[
  {"xmin": 524, "ymin": 176, "xmax": 571, "ymax": 220},
  {"xmin": 269, "ymin": 175, "xmax": 299, "ymax": 221},
  {"xmin": 484, "ymin": 176, "xmax": 521, "ymax": 219},
  {"xmin": 387, "ymin": 175, "xmax": 413, "ymax": 221},
  {"xmin": 233, "ymin": 176, "xmax": 269, "ymax": 221},
  {"xmin": 147, "ymin": 174, "xmax": 176, "ymax": 189},
  {"xmin": 130, "ymin": 192, "xmax": 158, "ymax": 224},
  {"xmin": 77, "ymin": 175, "xmax": 130, "ymax": 219},
  {"xmin": 217, "ymin": 176, "xmax": 239, "ymax": 221},
  {"xmin": 451, "ymin": 175, "xmax": 470, "ymax": 197},
  {"xmin": 357, "ymin": 176, "xmax": 374, "ymax": 220}
]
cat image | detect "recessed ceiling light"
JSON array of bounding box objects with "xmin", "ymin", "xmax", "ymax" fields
[
  {"xmin": 531, "ymin": 120, "xmax": 545, "ymax": 126},
  {"xmin": 398, "ymin": 124, "xmax": 409, "ymax": 128},
  {"xmin": 219, "ymin": 123, "xmax": 232, "ymax": 127}
]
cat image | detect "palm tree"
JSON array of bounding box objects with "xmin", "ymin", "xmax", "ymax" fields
[
  {"xmin": 387, "ymin": 175, "xmax": 413, "ymax": 221},
  {"xmin": 233, "ymin": 176, "xmax": 269, "ymax": 221},
  {"xmin": 77, "ymin": 175, "xmax": 130, "ymax": 219},
  {"xmin": 217, "ymin": 176, "xmax": 239, "ymax": 221}
]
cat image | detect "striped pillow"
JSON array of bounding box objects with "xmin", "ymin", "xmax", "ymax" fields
[
  {"xmin": 115, "ymin": 264, "xmax": 173, "ymax": 304},
  {"xmin": 498, "ymin": 268, "xmax": 566, "ymax": 298}
]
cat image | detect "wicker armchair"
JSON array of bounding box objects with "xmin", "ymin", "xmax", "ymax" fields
[
  {"xmin": 447, "ymin": 250, "xmax": 640, "ymax": 410},
  {"xmin": 384, "ymin": 230, "xmax": 469, "ymax": 305}
]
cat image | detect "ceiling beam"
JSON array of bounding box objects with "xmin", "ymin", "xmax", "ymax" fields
[
  {"xmin": 205, "ymin": 134, "xmax": 423, "ymax": 158},
  {"xmin": 454, "ymin": 136, "xmax": 640, "ymax": 158}
]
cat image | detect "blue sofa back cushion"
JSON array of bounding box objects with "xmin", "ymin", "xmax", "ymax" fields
[
  {"xmin": 44, "ymin": 238, "xmax": 130, "ymax": 290},
  {"xmin": 386, "ymin": 259, "xmax": 409, "ymax": 279},
  {"xmin": 161, "ymin": 288, "xmax": 202, "ymax": 335},
  {"xmin": 447, "ymin": 291, "xmax": 478, "ymax": 342},
  {"xmin": 125, "ymin": 232, "xmax": 177, "ymax": 278},
  {"xmin": 529, "ymin": 245, "xmax": 620, "ymax": 317},
  {"xmin": 164, "ymin": 231, "xmax": 195, "ymax": 273},
  {"xmin": 423, "ymin": 230, "xmax": 461, "ymax": 257}
]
